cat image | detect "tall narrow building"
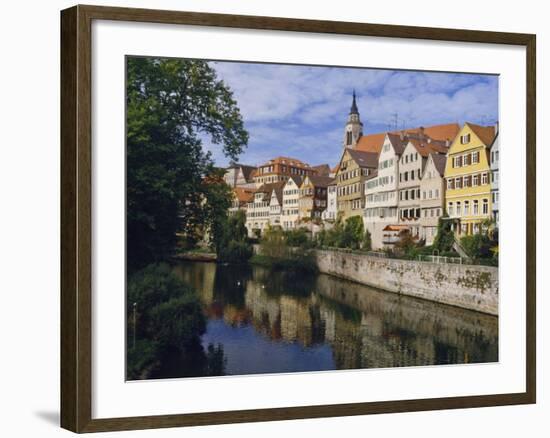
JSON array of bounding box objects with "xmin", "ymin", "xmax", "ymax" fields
[{"xmin": 343, "ymin": 90, "xmax": 363, "ymax": 149}]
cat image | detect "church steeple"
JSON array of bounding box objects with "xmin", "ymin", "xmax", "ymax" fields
[
  {"xmin": 343, "ymin": 90, "xmax": 363, "ymax": 149},
  {"xmin": 349, "ymin": 89, "xmax": 359, "ymax": 114}
]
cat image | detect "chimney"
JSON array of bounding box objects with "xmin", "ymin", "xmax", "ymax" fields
[
  {"xmin": 445, "ymin": 138, "xmax": 451, "ymax": 147},
  {"xmin": 399, "ymin": 131, "xmax": 405, "ymax": 141},
  {"xmin": 494, "ymin": 121, "xmax": 499, "ymax": 135},
  {"xmin": 419, "ymin": 126, "xmax": 425, "ymax": 140}
]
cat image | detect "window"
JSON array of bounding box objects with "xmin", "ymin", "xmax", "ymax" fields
[
  {"xmin": 464, "ymin": 154, "xmax": 471, "ymax": 166},
  {"xmin": 454, "ymin": 156, "xmax": 463, "ymax": 167},
  {"xmin": 447, "ymin": 179, "xmax": 454, "ymax": 190},
  {"xmin": 456, "ymin": 202, "xmax": 462, "ymax": 216},
  {"xmin": 464, "ymin": 201, "xmax": 470, "ymax": 215},
  {"xmin": 473, "ymin": 174, "xmax": 479, "ymax": 186},
  {"xmin": 448, "ymin": 202, "xmax": 454, "ymax": 216},
  {"xmin": 460, "ymin": 133, "xmax": 471, "ymax": 144},
  {"xmin": 482, "ymin": 198, "xmax": 489, "ymax": 215},
  {"xmin": 472, "ymin": 151, "xmax": 480, "ymax": 164},
  {"xmin": 435, "ymin": 189, "xmax": 439, "ymax": 198},
  {"xmin": 463, "ymin": 175, "xmax": 471, "ymax": 188},
  {"xmin": 482, "ymin": 173, "xmax": 489, "ymax": 185},
  {"xmin": 455, "ymin": 177, "xmax": 462, "ymax": 189},
  {"xmin": 411, "ymin": 170, "xmax": 415, "ymax": 180}
]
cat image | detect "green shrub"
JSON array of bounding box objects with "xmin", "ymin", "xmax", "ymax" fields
[
  {"xmin": 218, "ymin": 240, "xmax": 253, "ymax": 263},
  {"xmin": 432, "ymin": 216, "xmax": 455, "ymax": 252},
  {"xmin": 284, "ymin": 228, "xmax": 309, "ymax": 247},
  {"xmin": 460, "ymin": 234, "xmax": 492, "ymax": 259},
  {"xmin": 126, "ymin": 263, "xmax": 207, "ymax": 378}
]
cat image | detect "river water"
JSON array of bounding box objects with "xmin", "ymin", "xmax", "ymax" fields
[{"xmin": 155, "ymin": 261, "xmax": 498, "ymax": 378}]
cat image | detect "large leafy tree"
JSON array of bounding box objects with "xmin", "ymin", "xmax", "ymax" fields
[{"xmin": 127, "ymin": 58, "xmax": 248, "ymax": 269}]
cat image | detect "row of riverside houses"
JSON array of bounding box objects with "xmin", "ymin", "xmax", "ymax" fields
[{"xmin": 225, "ymin": 92, "xmax": 499, "ymax": 247}]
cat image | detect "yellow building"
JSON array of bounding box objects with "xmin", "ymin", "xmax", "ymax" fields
[{"xmin": 443, "ymin": 122, "xmax": 498, "ymax": 235}]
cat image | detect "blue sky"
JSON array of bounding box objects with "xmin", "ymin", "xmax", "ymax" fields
[{"xmin": 204, "ymin": 61, "xmax": 498, "ymax": 169}]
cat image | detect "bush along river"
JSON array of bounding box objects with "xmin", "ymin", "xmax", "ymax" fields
[{"xmin": 131, "ymin": 261, "xmax": 498, "ymax": 379}]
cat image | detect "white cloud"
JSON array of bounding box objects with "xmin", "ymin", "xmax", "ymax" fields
[{"xmin": 206, "ymin": 60, "xmax": 498, "ymax": 167}]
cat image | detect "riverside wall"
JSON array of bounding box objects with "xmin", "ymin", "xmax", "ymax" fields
[{"xmin": 314, "ymin": 250, "xmax": 498, "ymax": 315}]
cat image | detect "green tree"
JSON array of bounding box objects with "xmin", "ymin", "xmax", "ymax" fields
[
  {"xmin": 362, "ymin": 229, "xmax": 372, "ymax": 251},
  {"xmin": 214, "ymin": 210, "xmax": 253, "ymax": 263},
  {"xmin": 339, "ymin": 216, "xmax": 364, "ymax": 249},
  {"xmin": 127, "ymin": 57, "xmax": 248, "ymax": 269},
  {"xmin": 432, "ymin": 216, "xmax": 455, "ymax": 253}
]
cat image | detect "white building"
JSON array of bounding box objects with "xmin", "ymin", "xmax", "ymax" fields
[
  {"xmin": 245, "ymin": 182, "xmax": 283, "ymax": 237},
  {"xmin": 269, "ymin": 182, "xmax": 285, "ymax": 227},
  {"xmin": 363, "ymin": 134, "xmax": 404, "ymax": 249},
  {"xmin": 281, "ymin": 175, "xmax": 302, "ymax": 230},
  {"xmin": 322, "ymin": 181, "xmax": 338, "ymax": 222}
]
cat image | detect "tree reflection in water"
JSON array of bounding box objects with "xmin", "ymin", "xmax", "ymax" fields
[{"xmin": 145, "ymin": 261, "xmax": 499, "ymax": 378}]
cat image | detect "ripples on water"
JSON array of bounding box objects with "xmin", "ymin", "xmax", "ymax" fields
[{"xmin": 150, "ymin": 261, "xmax": 498, "ymax": 379}]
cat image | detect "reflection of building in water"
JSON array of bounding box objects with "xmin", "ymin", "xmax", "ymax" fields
[
  {"xmin": 320, "ymin": 308, "xmax": 336, "ymax": 343},
  {"xmin": 172, "ymin": 261, "xmax": 216, "ymax": 304},
  {"xmin": 314, "ymin": 273, "xmax": 498, "ymax": 368},
  {"xmin": 174, "ymin": 262, "xmax": 498, "ymax": 371}
]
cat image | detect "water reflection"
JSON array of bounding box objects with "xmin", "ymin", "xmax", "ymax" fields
[{"xmin": 167, "ymin": 261, "xmax": 498, "ymax": 377}]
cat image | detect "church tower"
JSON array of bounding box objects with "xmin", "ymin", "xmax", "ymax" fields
[{"xmin": 343, "ymin": 90, "xmax": 363, "ymax": 149}]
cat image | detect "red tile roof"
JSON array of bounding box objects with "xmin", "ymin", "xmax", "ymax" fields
[
  {"xmin": 466, "ymin": 122, "xmax": 498, "ymax": 147},
  {"xmin": 356, "ymin": 123, "xmax": 460, "ymax": 154}
]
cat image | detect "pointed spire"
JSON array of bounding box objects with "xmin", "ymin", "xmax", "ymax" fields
[{"xmin": 349, "ymin": 89, "xmax": 359, "ymax": 114}]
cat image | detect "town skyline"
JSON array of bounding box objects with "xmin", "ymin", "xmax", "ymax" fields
[{"xmin": 204, "ymin": 60, "xmax": 499, "ymax": 168}]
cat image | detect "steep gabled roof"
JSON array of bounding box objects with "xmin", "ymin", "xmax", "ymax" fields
[
  {"xmin": 312, "ymin": 164, "xmax": 331, "ymax": 176},
  {"xmin": 407, "ymin": 138, "xmax": 449, "ymax": 157},
  {"xmin": 386, "ymin": 133, "xmax": 408, "ymax": 155},
  {"xmin": 307, "ymin": 175, "xmax": 335, "ymax": 188},
  {"xmin": 239, "ymin": 165, "xmax": 258, "ymax": 182},
  {"xmin": 466, "ymin": 122, "xmax": 498, "ymax": 147},
  {"xmin": 287, "ymin": 175, "xmax": 303, "ymax": 186},
  {"xmin": 257, "ymin": 181, "xmax": 286, "ymax": 202},
  {"xmin": 345, "ymin": 148, "xmax": 379, "ymax": 168},
  {"xmin": 429, "ymin": 153, "xmax": 447, "ymax": 176}
]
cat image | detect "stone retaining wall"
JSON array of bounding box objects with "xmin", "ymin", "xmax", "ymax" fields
[{"xmin": 314, "ymin": 250, "xmax": 498, "ymax": 315}]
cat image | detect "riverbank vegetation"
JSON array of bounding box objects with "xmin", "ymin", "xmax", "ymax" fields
[
  {"xmin": 316, "ymin": 216, "xmax": 372, "ymax": 251},
  {"xmin": 126, "ymin": 264, "xmax": 226, "ymax": 379},
  {"xmin": 251, "ymin": 226, "xmax": 317, "ymax": 273}
]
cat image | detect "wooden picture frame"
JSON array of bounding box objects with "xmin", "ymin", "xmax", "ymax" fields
[{"xmin": 61, "ymin": 4, "xmax": 536, "ymax": 433}]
